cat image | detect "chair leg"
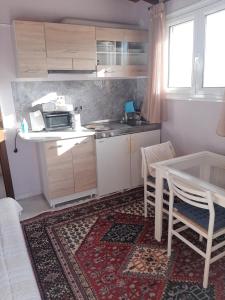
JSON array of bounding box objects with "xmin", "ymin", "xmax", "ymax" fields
[
  {"xmin": 144, "ymin": 199, "xmax": 147, "ymax": 218},
  {"xmin": 168, "ymin": 192, "xmax": 174, "ymax": 257},
  {"xmin": 167, "ymin": 215, "xmax": 173, "ymax": 257},
  {"xmin": 144, "ymin": 183, "xmax": 148, "ymax": 218},
  {"xmin": 167, "ymin": 221, "xmax": 173, "ymax": 257},
  {"xmin": 203, "ymin": 236, "xmax": 213, "ymax": 289}
]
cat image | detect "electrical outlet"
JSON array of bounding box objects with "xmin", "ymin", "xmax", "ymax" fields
[{"xmin": 56, "ymin": 96, "xmax": 65, "ymax": 105}]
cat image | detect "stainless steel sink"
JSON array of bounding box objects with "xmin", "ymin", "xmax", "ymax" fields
[
  {"xmin": 85, "ymin": 120, "xmax": 161, "ymax": 139},
  {"xmin": 126, "ymin": 120, "xmax": 149, "ymax": 126}
]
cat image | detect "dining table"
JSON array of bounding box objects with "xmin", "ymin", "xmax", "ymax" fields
[{"xmin": 151, "ymin": 151, "xmax": 225, "ymax": 242}]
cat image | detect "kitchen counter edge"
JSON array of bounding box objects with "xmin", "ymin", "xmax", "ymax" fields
[{"xmin": 19, "ymin": 123, "xmax": 161, "ymax": 142}]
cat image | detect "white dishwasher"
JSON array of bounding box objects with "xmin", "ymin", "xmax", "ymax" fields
[{"xmin": 96, "ymin": 135, "xmax": 131, "ymax": 196}]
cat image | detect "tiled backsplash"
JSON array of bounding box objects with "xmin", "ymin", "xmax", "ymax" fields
[{"xmin": 11, "ymin": 78, "xmax": 146, "ymax": 127}]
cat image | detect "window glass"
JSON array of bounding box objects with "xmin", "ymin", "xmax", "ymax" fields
[
  {"xmin": 204, "ymin": 9, "xmax": 225, "ymax": 87},
  {"xmin": 168, "ymin": 21, "xmax": 194, "ymax": 88}
]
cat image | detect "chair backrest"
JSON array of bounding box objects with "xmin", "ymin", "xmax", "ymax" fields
[
  {"xmin": 142, "ymin": 141, "xmax": 176, "ymax": 177},
  {"xmin": 167, "ymin": 169, "xmax": 213, "ymax": 211}
]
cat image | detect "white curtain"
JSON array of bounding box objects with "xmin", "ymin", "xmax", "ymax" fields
[{"xmin": 142, "ymin": 2, "xmax": 166, "ymax": 124}]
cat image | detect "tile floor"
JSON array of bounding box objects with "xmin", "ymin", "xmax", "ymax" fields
[
  {"xmin": 0, "ymin": 175, "xmax": 6, "ymax": 198},
  {"xmin": 18, "ymin": 194, "xmax": 96, "ymax": 221},
  {"xmin": 18, "ymin": 195, "xmax": 50, "ymax": 221}
]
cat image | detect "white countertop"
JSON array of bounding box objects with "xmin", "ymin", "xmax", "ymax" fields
[{"xmin": 19, "ymin": 128, "xmax": 95, "ymax": 142}]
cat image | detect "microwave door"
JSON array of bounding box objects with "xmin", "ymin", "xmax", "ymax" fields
[{"xmin": 45, "ymin": 113, "xmax": 71, "ymax": 130}]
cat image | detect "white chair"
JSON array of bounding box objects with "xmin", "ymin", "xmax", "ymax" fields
[
  {"xmin": 141, "ymin": 141, "xmax": 176, "ymax": 217},
  {"xmin": 167, "ymin": 170, "xmax": 225, "ymax": 288}
]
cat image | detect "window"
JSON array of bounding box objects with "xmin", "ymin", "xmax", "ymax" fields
[
  {"xmin": 166, "ymin": 2, "xmax": 225, "ymax": 99},
  {"xmin": 204, "ymin": 9, "xmax": 225, "ymax": 88},
  {"xmin": 168, "ymin": 21, "xmax": 194, "ymax": 88}
]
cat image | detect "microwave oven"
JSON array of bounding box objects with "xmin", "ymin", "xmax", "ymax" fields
[{"xmin": 42, "ymin": 111, "xmax": 73, "ymax": 131}]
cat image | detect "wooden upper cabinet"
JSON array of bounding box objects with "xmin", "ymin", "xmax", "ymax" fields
[
  {"xmin": 96, "ymin": 27, "xmax": 148, "ymax": 43},
  {"xmin": 13, "ymin": 21, "xmax": 47, "ymax": 77},
  {"xmin": 96, "ymin": 27, "xmax": 124, "ymax": 41},
  {"xmin": 47, "ymin": 57, "xmax": 73, "ymax": 70},
  {"xmin": 45, "ymin": 23, "xmax": 96, "ymax": 70},
  {"xmin": 123, "ymin": 29, "xmax": 148, "ymax": 43},
  {"xmin": 13, "ymin": 20, "xmax": 148, "ymax": 76}
]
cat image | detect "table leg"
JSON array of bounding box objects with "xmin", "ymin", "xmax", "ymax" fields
[{"xmin": 155, "ymin": 169, "xmax": 164, "ymax": 242}]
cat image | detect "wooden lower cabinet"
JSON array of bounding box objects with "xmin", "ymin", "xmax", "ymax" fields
[
  {"xmin": 39, "ymin": 137, "xmax": 97, "ymax": 206},
  {"xmin": 130, "ymin": 131, "xmax": 160, "ymax": 188},
  {"xmin": 38, "ymin": 131, "xmax": 160, "ymax": 204},
  {"xmin": 73, "ymin": 137, "xmax": 97, "ymax": 193}
]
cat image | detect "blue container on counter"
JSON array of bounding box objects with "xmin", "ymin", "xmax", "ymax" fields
[{"xmin": 124, "ymin": 100, "xmax": 136, "ymax": 113}]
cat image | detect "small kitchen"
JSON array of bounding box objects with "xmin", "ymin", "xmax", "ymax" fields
[{"xmin": 11, "ymin": 19, "xmax": 161, "ymax": 208}]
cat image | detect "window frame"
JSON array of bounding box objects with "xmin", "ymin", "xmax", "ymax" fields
[{"xmin": 165, "ymin": 1, "xmax": 225, "ymax": 101}]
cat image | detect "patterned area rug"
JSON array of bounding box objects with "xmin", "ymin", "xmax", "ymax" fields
[{"xmin": 22, "ymin": 188, "xmax": 225, "ymax": 300}]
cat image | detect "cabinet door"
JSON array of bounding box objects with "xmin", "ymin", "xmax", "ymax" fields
[
  {"xmin": 123, "ymin": 29, "xmax": 148, "ymax": 43},
  {"xmin": 96, "ymin": 28, "xmax": 148, "ymax": 77},
  {"xmin": 72, "ymin": 136, "xmax": 97, "ymax": 193},
  {"xmin": 13, "ymin": 21, "xmax": 47, "ymax": 77},
  {"xmin": 96, "ymin": 135, "xmax": 131, "ymax": 196},
  {"xmin": 97, "ymin": 65, "xmax": 125, "ymax": 77},
  {"xmin": 96, "ymin": 27, "xmax": 124, "ymax": 42},
  {"xmin": 97, "ymin": 64, "xmax": 147, "ymax": 78},
  {"xmin": 44, "ymin": 140, "xmax": 75, "ymax": 199},
  {"xmin": 130, "ymin": 130, "xmax": 160, "ymax": 188},
  {"xmin": 45, "ymin": 23, "xmax": 96, "ymax": 70},
  {"xmin": 47, "ymin": 57, "xmax": 73, "ymax": 70}
]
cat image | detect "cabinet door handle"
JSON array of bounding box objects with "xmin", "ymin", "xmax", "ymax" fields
[
  {"xmin": 130, "ymin": 138, "xmax": 132, "ymax": 154},
  {"xmin": 128, "ymin": 137, "xmax": 131, "ymax": 154},
  {"xmin": 49, "ymin": 145, "xmax": 63, "ymax": 150},
  {"xmin": 68, "ymin": 49, "xmax": 77, "ymax": 54},
  {"xmin": 74, "ymin": 141, "xmax": 88, "ymax": 146}
]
